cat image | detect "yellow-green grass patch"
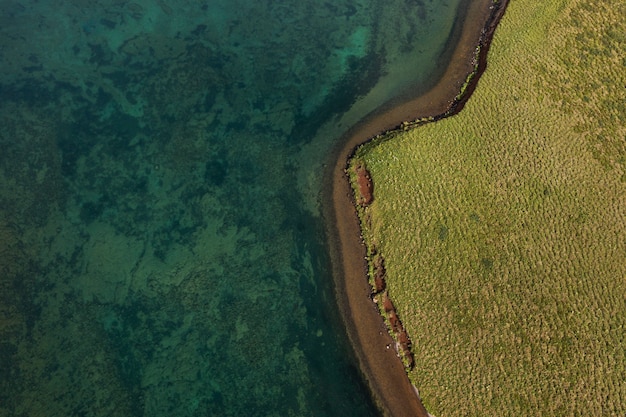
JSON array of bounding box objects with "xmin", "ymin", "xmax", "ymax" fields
[{"xmin": 351, "ymin": 0, "xmax": 626, "ymax": 415}]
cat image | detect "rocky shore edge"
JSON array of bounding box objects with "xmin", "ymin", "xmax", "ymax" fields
[{"xmin": 322, "ymin": 1, "xmax": 509, "ymax": 416}]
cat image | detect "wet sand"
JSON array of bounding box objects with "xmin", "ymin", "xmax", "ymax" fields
[{"xmin": 322, "ymin": 1, "xmax": 508, "ymax": 416}]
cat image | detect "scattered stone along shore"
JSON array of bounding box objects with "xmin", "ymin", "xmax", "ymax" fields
[
  {"xmin": 352, "ymin": 165, "xmax": 415, "ymax": 370},
  {"xmin": 322, "ymin": 0, "xmax": 509, "ymax": 416},
  {"xmin": 372, "ymin": 252, "xmax": 415, "ymax": 370}
]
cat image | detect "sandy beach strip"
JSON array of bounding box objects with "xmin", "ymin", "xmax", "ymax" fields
[{"xmin": 322, "ymin": 1, "xmax": 508, "ymax": 415}]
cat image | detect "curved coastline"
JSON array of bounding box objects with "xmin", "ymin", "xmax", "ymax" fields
[{"xmin": 322, "ymin": 1, "xmax": 509, "ymax": 416}]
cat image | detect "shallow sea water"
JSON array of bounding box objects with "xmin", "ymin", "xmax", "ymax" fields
[{"xmin": 1, "ymin": 0, "xmax": 463, "ymax": 415}]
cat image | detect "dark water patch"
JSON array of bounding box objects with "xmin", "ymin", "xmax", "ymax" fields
[
  {"xmin": 204, "ymin": 151, "xmax": 229, "ymax": 187},
  {"xmin": 0, "ymin": 82, "xmax": 55, "ymax": 106},
  {"xmin": 80, "ymin": 200, "xmax": 104, "ymax": 224},
  {"xmin": 7, "ymin": 271, "xmax": 43, "ymax": 338},
  {"xmin": 88, "ymin": 42, "xmax": 114, "ymax": 65},
  {"xmin": 293, "ymin": 50, "xmax": 384, "ymax": 145}
]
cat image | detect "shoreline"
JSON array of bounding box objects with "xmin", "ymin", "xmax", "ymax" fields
[{"xmin": 322, "ymin": 1, "xmax": 509, "ymax": 416}]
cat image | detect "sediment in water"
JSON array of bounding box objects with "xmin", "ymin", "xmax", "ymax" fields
[{"xmin": 322, "ymin": 1, "xmax": 509, "ymax": 415}]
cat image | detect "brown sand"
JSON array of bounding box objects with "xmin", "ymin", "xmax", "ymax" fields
[{"xmin": 322, "ymin": 1, "xmax": 508, "ymax": 415}]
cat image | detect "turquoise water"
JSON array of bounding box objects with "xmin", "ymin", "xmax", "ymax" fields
[{"xmin": 0, "ymin": 0, "xmax": 463, "ymax": 415}]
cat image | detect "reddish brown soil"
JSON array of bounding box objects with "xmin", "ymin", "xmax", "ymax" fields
[{"xmin": 355, "ymin": 164, "xmax": 374, "ymax": 206}]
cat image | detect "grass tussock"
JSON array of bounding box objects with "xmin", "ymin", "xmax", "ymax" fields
[{"xmin": 351, "ymin": 0, "xmax": 626, "ymax": 415}]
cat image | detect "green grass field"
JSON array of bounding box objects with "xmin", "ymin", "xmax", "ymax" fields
[{"xmin": 350, "ymin": 0, "xmax": 626, "ymax": 415}]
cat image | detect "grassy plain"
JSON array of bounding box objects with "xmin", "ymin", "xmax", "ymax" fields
[{"xmin": 350, "ymin": 0, "xmax": 626, "ymax": 415}]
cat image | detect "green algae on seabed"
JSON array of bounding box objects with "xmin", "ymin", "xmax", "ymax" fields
[{"xmin": 0, "ymin": 0, "xmax": 471, "ymax": 415}]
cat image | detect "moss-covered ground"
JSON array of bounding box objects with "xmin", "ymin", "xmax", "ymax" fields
[{"xmin": 350, "ymin": 0, "xmax": 626, "ymax": 415}]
